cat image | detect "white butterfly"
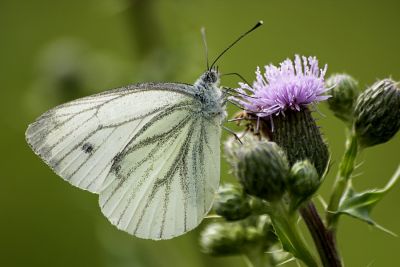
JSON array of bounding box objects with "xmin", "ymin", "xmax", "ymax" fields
[{"xmin": 25, "ymin": 22, "xmax": 263, "ymax": 240}]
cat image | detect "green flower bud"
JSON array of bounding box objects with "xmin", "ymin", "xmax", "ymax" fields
[
  {"xmin": 245, "ymin": 215, "xmax": 277, "ymax": 249},
  {"xmin": 326, "ymin": 73, "xmax": 360, "ymax": 124},
  {"xmin": 287, "ymin": 160, "xmax": 320, "ymax": 209},
  {"xmin": 236, "ymin": 141, "xmax": 289, "ymax": 202},
  {"xmin": 214, "ymin": 184, "xmax": 251, "ymax": 221},
  {"xmin": 200, "ymin": 216, "xmax": 277, "ymax": 257},
  {"xmin": 224, "ymin": 135, "xmax": 241, "ymax": 175},
  {"xmin": 271, "ymin": 109, "xmax": 330, "ymax": 177},
  {"xmin": 200, "ymin": 222, "xmax": 246, "ymax": 256},
  {"xmin": 354, "ymin": 79, "xmax": 400, "ymax": 148},
  {"xmin": 224, "ymin": 133, "xmax": 260, "ymax": 176}
]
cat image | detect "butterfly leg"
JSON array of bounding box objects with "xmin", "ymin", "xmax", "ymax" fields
[
  {"xmin": 222, "ymin": 125, "xmax": 242, "ymax": 144},
  {"xmin": 220, "ymin": 87, "xmax": 232, "ymax": 103}
]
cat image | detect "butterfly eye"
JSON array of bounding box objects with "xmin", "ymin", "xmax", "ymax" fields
[{"xmin": 205, "ymin": 70, "xmax": 218, "ymax": 84}]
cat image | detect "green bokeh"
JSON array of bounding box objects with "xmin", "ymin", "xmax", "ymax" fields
[{"xmin": 1, "ymin": 0, "xmax": 399, "ymax": 266}]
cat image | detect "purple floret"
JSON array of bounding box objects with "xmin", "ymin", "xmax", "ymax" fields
[{"xmin": 233, "ymin": 55, "xmax": 330, "ymax": 117}]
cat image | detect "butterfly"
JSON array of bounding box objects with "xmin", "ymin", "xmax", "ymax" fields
[{"xmin": 25, "ymin": 21, "xmax": 263, "ymax": 240}]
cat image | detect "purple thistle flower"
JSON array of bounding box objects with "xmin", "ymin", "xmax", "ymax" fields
[{"xmin": 233, "ymin": 55, "xmax": 330, "ymax": 117}]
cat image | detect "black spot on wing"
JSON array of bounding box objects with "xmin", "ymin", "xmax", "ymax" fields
[{"xmin": 82, "ymin": 143, "xmax": 94, "ymax": 153}]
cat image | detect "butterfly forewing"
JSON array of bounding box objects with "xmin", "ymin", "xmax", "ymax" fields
[
  {"xmin": 26, "ymin": 83, "xmax": 195, "ymax": 193},
  {"xmin": 25, "ymin": 82, "xmax": 221, "ymax": 239}
]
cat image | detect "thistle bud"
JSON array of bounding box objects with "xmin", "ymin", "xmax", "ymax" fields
[
  {"xmin": 271, "ymin": 109, "xmax": 330, "ymax": 177},
  {"xmin": 242, "ymin": 215, "xmax": 277, "ymax": 249},
  {"xmin": 236, "ymin": 141, "xmax": 289, "ymax": 202},
  {"xmin": 200, "ymin": 222, "xmax": 246, "ymax": 256},
  {"xmin": 326, "ymin": 73, "xmax": 360, "ymax": 124},
  {"xmin": 214, "ymin": 184, "xmax": 251, "ymax": 221},
  {"xmin": 224, "ymin": 135, "xmax": 242, "ymax": 175},
  {"xmin": 287, "ymin": 160, "xmax": 320, "ymax": 209},
  {"xmin": 354, "ymin": 79, "xmax": 400, "ymax": 148},
  {"xmin": 224, "ymin": 133, "xmax": 260, "ymax": 175},
  {"xmin": 200, "ymin": 215, "xmax": 277, "ymax": 256}
]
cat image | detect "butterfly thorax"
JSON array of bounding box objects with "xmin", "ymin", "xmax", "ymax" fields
[{"xmin": 193, "ymin": 69, "xmax": 226, "ymax": 121}]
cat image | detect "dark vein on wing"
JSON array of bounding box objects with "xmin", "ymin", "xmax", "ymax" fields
[
  {"xmin": 63, "ymin": 127, "xmax": 118, "ymax": 179},
  {"xmin": 199, "ymin": 121, "xmax": 207, "ymax": 213},
  {"xmin": 101, "ymin": 113, "xmax": 192, "ymax": 210},
  {"xmin": 133, "ymin": 121, "xmax": 195, "ymax": 237},
  {"xmin": 40, "ymin": 113, "xmax": 96, "ymax": 160},
  {"xmin": 74, "ymin": 128, "xmax": 120, "ymax": 186},
  {"xmin": 52, "ymin": 101, "xmax": 176, "ymax": 167},
  {"xmin": 113, "ymin": 119, "xmax": 189, "ymax": 230}
]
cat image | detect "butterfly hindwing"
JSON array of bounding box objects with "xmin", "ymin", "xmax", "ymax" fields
[{"xmin": 99, "ymin": 106, "xmax": 221, "ymax": 240}]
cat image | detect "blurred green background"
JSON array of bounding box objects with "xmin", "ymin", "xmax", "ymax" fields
[{"xmin": 1, "ymin": 0, "xmax": 399, "ymax": 266}]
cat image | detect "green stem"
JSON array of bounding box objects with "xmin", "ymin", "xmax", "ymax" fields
[
  {"xmin": 271, "ymin": 202, "xmax": 319, "ymax": 267},
  {"xmin": 327, "ymin": 133, "xmax": 359, "ymax": 230}
]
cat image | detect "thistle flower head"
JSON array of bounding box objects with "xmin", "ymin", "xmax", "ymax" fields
[{"xmin": 234, "ymin": 55, "xmax": 329, "ymax": 117}]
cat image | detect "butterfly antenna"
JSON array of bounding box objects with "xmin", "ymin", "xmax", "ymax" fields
[
  {"xmin": 210, "ymin": 20, "xmax": 263, "ymax": 69},
  {"xmin": 201, "ymin": 27, "xmax": 210, "ymax": 70},
  {"xmin": 222, "ymin": 72, "xmax": 251, "ymax": 86}
]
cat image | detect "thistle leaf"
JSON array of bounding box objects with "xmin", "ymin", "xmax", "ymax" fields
[{"xmin": 337, "ymin": 165, "xmax": 400, "ymax": 235}]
